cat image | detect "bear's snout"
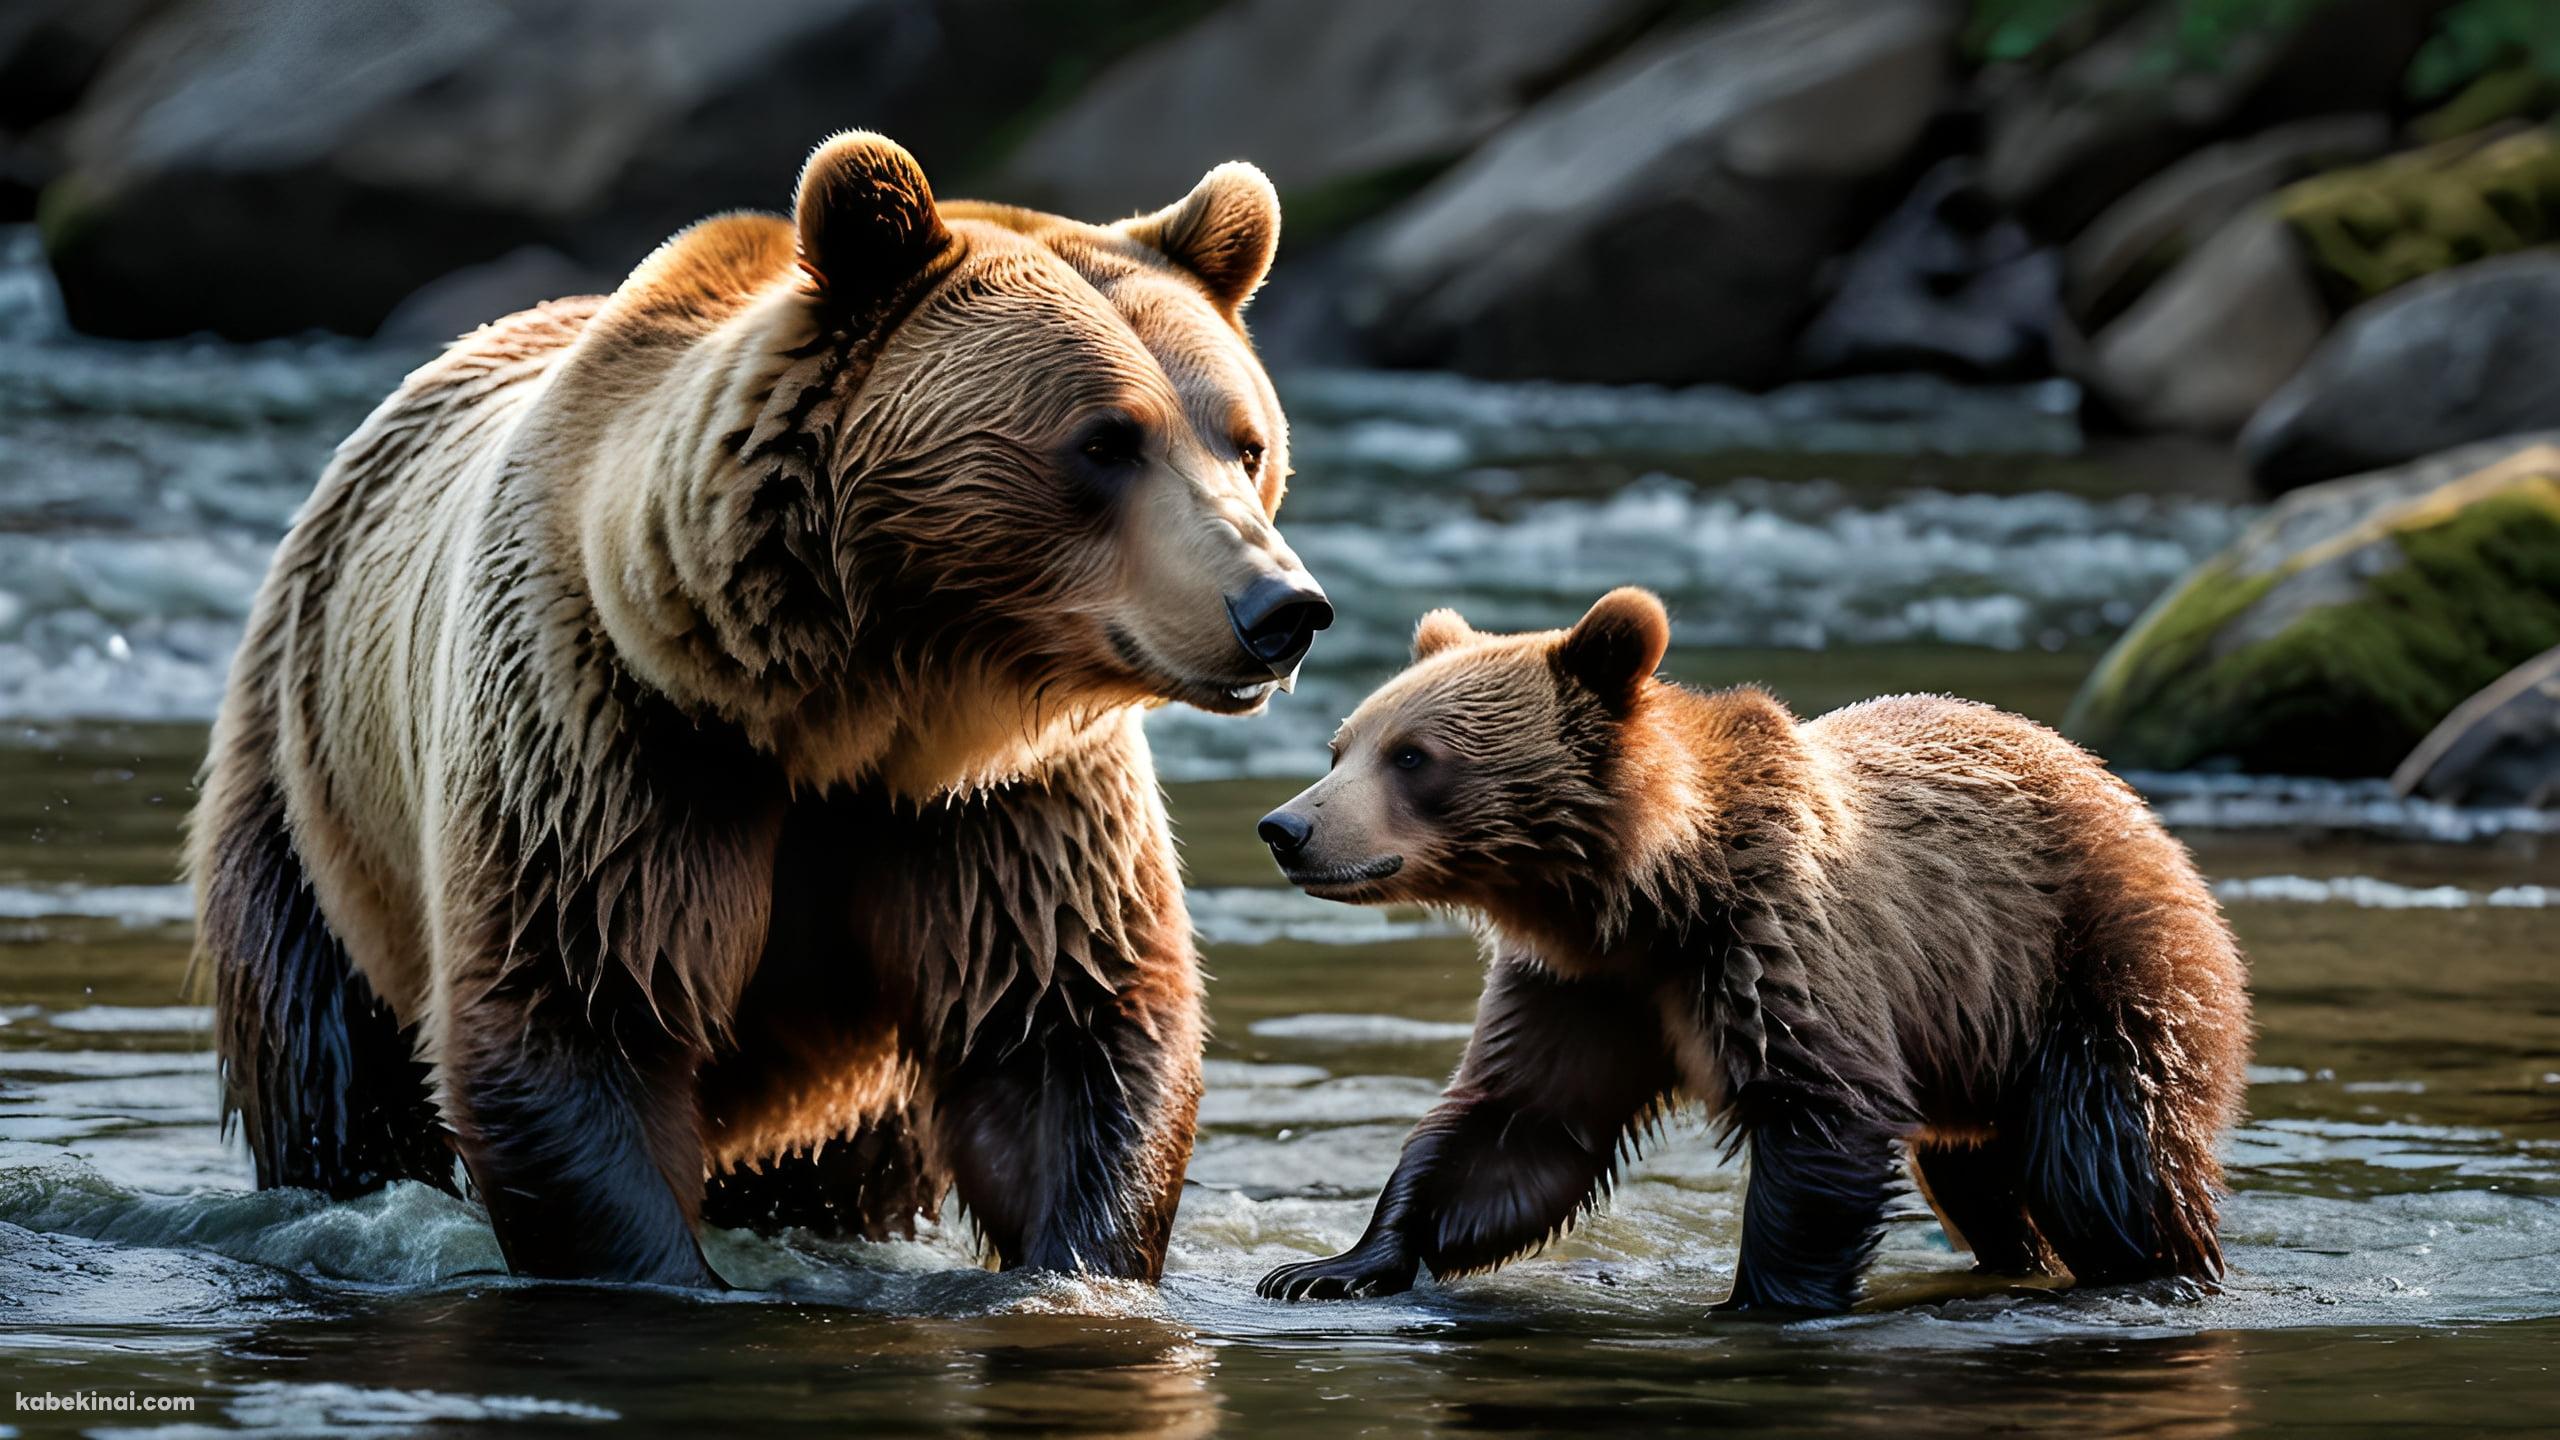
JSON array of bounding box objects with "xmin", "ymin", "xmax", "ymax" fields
[{"xmin": 1226, "ymin": 574, "xmax": 1333, "ymax": 676}]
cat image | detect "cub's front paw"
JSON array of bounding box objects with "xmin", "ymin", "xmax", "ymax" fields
[{"xmin": 1258, "ymin": 1241, "xmax": 1419, "ymax": 1301}]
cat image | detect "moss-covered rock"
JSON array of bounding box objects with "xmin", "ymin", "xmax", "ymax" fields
[
  {"xmin": 2276, "ymin": 125, "xmax": 2560, "ymax": 307},
  {"xmin": 2066, "ymin": 439, "xmax": 2560, "ymax": 775}
]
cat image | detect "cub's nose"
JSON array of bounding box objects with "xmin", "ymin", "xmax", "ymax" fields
[
  {"xmin": 1227, "ymin": 575, "xmax": 1334, "ymax": 675},
  {"xmin": 1257, "ymin": 809, "xmax": 1312, "ymax": 858}
]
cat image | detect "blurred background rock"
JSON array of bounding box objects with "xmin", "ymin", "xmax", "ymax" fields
[{"xmin": 3, "ymin": 0, "xmax": 2559, "ymax": 800}]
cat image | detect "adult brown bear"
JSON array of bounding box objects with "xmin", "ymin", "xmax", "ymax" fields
[
  {"xmin": 191, "ymin": 131, "xmax": 1328, "ymax": 1286},
  {"xmin": 1255, "ymin": 590, "xmax": 2250, "ymax": 1312}
]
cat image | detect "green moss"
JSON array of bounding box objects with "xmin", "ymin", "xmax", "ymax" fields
[
  {"xmin": 2276, "ymin": 126, "xmax": 2560, "ymax": 307},
  {"xmin": 2064, "ymin": 559, "xmax": 2276, "ymax": 767},
  {"xmin": 2067, "ymin": 470, "xmax": 2560, "ymax": 775}
]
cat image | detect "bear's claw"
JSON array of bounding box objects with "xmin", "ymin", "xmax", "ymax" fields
[{"xmin": 1258, "ymin": 1243, "xmax": 1418, "ymax": 1301}]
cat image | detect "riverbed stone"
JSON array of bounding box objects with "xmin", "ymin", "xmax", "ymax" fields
[
  {"xmin": 2392, "ymin": 645, "xmax": 2560, "ymax": 808},
  {"xmin": 2066, "ymin": 440, "xmax": 2560, "ymax": 776},
  {"xmin": 1336, "ymin": 0, "xmax": 1957, "ymax": 386}
]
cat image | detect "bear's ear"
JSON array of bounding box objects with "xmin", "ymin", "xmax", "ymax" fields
[
  {"xmin": 1556, "ymin": 588, "xmax": 1670, "ymax": 712},
  {"xmin": 1117, "ymin": 161, "xmax": 1281, "ymax": 313},
  {"xmin": 1412, "ymin": 608, "xmax": 1478, "ymax": 662},
  {"xmin": 793, "ymin": 130, "xmax": 953, "ymax": 309}
]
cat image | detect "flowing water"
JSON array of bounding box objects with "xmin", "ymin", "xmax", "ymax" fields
[{"xmin": 2, "ymin": 228, "xmax": 2556, "ymax": 1434}]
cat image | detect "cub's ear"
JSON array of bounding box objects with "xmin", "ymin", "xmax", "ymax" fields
[
  {"xmin": 1412, "ymin": 608, "xmax": 1478, "ymax": 662},
  {"xmin": 793, "ymin": 130, "xmax": 953, "ymax": 309},
  {"xmin": 1557, "ymin": 588, "xmax": 1670, "ymax": 712},
  {"xmin": 1117, "ymin": 161, "xmax": 1281, "ymax": 313}
]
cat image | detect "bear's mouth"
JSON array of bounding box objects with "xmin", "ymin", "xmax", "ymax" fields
[
  {"xmin": 1107, "ymin": 624, "xmax": 1285, "ymax": 715},
  {"xmin": 1284, "ymin": 854, "xmax": 1404, "ymax": 896}
]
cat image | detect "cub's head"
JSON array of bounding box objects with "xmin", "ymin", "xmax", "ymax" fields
[
  {"xmin": 588, "ymin": 131, "xmax": 1327, "ymax": 781},
  {"xmin": 1256, "ymin": 588, "xmax": 1673, "ymax": 911}
]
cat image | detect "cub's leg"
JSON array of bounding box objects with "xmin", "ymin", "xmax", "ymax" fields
[
  {"xmin": 1909, "ymin": 1138, "xmax": 2056, "ymax": 1277},
  {"xmin": 1260, "ymin": 950, "xmax": 1677, "ymax": 1300},
  {"xmin": 1720, "ymin": 1101, "xmax": 1903, "ymax": 1314},
  {"xmin": 2020, "ymin": 861, "xmax": 2249, "ymax": 1287}
]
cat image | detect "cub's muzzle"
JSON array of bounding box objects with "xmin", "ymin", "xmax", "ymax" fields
[{"xmin": 1257, "ymin": 807, "xmax": 1312, "ymax": 858}]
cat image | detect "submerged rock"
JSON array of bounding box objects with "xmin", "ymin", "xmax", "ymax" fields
[
  {"xmin": 2392, "ymin": 645, "xmax": 2560, "ymax": 808},
  {"xmin": 2241, "ymin": 249, "xmax": 2560, "ymax": 490},
  {"xmin": 1337, "ymin": 0, "xmax": 1955, "ymax": 386},
  {"xmin": 2067, "ymin": 440, "xmax": 2560, "ymax": 777}
]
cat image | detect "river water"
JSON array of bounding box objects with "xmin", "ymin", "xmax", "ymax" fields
[{"xmin": 2, "ymin": 229, "xmax": 2556, "ymax": 1434}]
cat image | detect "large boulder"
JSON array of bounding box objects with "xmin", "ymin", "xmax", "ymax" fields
[
  {"xmin": 2074, "ymin": 209, "xmax": 2329, "ymax": 435},
  {"xmin": 37, "ymin": 0, "xmax": 1190, "ymax": 339},
  {"xmin": 1335, "ymin": 0, "xmax": 1957, "ymax": 387},
  {"xmin": 987, "ymin": 0, "xmax": 1661, "ymax": 228},
  {"xmin": 2392, "ymin": 645, "xmax": 2560, "ymax": 808},
  {"xmin": 2064, "ymin": 113, "xmax": 2390, "ymax": 330},
  {"xmin": 2241, "ymin": 248, "xmax": 2560, "ymax": 490},
  {"xmin": 2066, "ymin": 440, "xmax": 2560, "ymax": 777}
]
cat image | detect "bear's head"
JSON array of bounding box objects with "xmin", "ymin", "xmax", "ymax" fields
[
  {"xmin": 1254, "ymin": 589, "xmax": 1677, "ymax": 920},
  {"xmin": 576, "ymin": 132, "xmax": 1329, "ymax": 793}
]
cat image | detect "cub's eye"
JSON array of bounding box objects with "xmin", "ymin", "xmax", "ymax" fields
[
  {"xmin": 1391, "ymin": 746, "xmax": 1426, "ymax": 772},
  {"xmin": 1077, "ymin": 418, "xmax": 1147, "ymax": 469},
  {"xmin": 1237, "ymin": 439, "xmax": 1266, "ymax": 476}
]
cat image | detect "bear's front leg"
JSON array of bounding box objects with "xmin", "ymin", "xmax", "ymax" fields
[
  {"xmin": 1718, "ymin": 1100, "xmax": 1903, "ymax": 1314},
  {"xmin": 859, "ymin": 722, "xmax": 1204, "ymax": 1281},
  {"xmin": 935, "ymin": 975, "xmax": 1200, "ymax": 1279},
  {"xmin": 442, "ymin": 965, "xmax": 724, "ymax": 1287},
  {"xmin": 1261, "ymin": 950, "xmax": 1676, "ymax": 1300}
]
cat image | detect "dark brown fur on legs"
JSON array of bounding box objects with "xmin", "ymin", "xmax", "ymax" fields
[{"xmin": 1255, "ymin": 589, "xmax": 2251, "ymax": 1313}]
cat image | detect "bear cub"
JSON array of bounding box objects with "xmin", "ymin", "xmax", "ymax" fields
[{"xmin": 1255, "ymin": 589, "xmax": 2250, "ymax": 1312}]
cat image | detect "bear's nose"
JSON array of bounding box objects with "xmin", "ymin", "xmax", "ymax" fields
[
  {"xmin": 1257, "ymin": 809, "xmax": 1312, "ymax": 857},
  {"xmin": 1227, "ymin": 575, "xmax": 1333, "ymax": 675}
]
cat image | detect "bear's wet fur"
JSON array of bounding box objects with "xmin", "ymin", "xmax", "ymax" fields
[
  {"xmin": 1256, "ymin": 589, "xmax": 2251, "ymax": 1312},
  {"xmin": 194, "ymin": 131, "xmax": 1325, "ymax": 1285}
]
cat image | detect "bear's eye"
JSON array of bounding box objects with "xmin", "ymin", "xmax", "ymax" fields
[
  {"xmin": 1391, "ymin": 745, "xmax": 1426, "ymax": 772},
  {"xmin": 1077, "ymin": 418, "xmax": 1147, "ymax": 470},
  {"xmin": 1236, "ymin": 439, "xmax": 1266, "ymax": 476}
]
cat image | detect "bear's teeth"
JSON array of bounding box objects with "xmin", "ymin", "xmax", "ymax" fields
[{"xmin": 1227, "ymin": 681, "xmax": 1274, "ymax": 702}]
